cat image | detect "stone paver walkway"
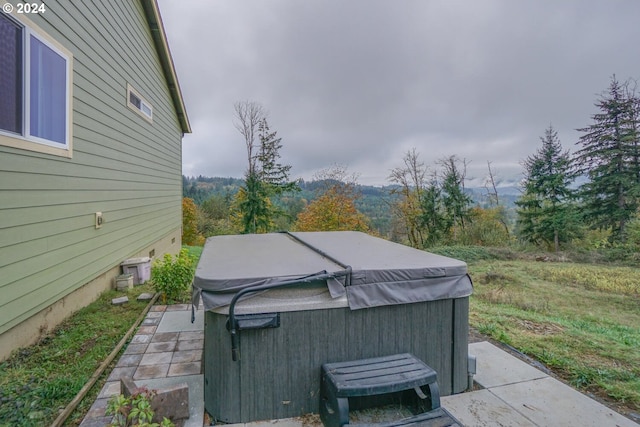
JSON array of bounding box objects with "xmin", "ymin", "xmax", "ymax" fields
[{"xmin": 80, "ymin": 304, "xmax": 204, "ymax": 427}]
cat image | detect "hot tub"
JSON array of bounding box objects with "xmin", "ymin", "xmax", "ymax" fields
[{"xmin": 192, "ymin": 231, "xmax": 473, "ymax": 423}]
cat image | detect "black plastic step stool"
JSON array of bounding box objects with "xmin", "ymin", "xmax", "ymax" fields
[{"xmin": 320, "ymin": 353, "xmax": 460, "ymax": 427}]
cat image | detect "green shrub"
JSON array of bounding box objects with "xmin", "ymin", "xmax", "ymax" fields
[
  {"xmin": 106, "ymin": 388, "xmax": 174, "ymax": 427},
  {"xmin": 150, "ymin": 249, "xmax": 195, "ymax": 303}
]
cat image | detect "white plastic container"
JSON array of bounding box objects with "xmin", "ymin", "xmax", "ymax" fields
[
  {"xmin": 115, "ymin": 274, "xmax": 134, "ymax": 291},
  {"xmin": 120, "ymin": 257, "xmax": 151, "ymax": 285}
]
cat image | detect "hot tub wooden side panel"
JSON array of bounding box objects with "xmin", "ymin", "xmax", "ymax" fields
[
  {"xmin": 204, "ymin": 312, "xmax": 241, "ymax": 420},
  {"xmin": 452, "ymin": 297, "xmax": 470, "ymax": 393},
  {"xmin": 204, "ymin": 297, "xmax": 468, "ymax": 423}
]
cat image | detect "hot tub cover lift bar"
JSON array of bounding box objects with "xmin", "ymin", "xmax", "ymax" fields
[
  {"xmin": 227, "ymin": 231, "xmax": 353, "ymax": 361},
  {"xmin": 228, "ymin": 268, "xmax": 352, "ymax": 361}
]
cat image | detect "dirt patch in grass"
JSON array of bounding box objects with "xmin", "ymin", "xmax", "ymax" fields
[{"xmin": 516, "ymin": 319, "xmax": 564, "ymax": 336}]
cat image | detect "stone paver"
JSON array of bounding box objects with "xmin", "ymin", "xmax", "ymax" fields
[
  {"xmin": 179, "ymin": 331, "xmax": 204, "ymax": 341},
  {"xmin": 136, "ymin": 325, "xmax": 157, "ymax": 334},
  {"xmin": 147, "ymin": 341, "xmax": 177, "ymax": 353},
  {"xmin": 141, "ymin": 317, "xmax": 160, "ymax": 326},
  {"xmin": 152, "ymin": 331, "xmax": 179, "ymax": 342},
  {"xmin": 156, "ymin": 310, "xmax": 203, "ymax": 333},
  {"xmin": 134, "ymin": 375, "xmax": 204, "ymax": 427},
  {"xmin": 97, "ymin": 381, "xmax": 121, "ymax": 399},
  {"xmin": 442, "ymin": 389, "xmax": 537, "ymax": 426},
  {"xmin": 168, "ymin": 361, "xmax": 201, "ymax": 377},
  {"xmin": 123, "ymin": 343, "xmax": 148, "ymax": 354},
  {"xmin": 140, "ymin": 351, "xmax": 173, "ymax": 366},
  {"xmin": 166, "ymin": 304, "xmax": 190, "ymax": 311},
  {"xmin": 471, "ymin": 340, "xmax": 547, "ymax": 388},
  {"xmin": 129, "ymin": 334, "xmax": 152, "ymax": 344},
  {"xmin": 107, "ymin": 366, "xmax": 137, "ymax": 382},
  {"xmin": 444, "ymin": 342, "xmax": 640, "ymax": 427},
  {"xmin": 146, "ymin": 311, "xmax": 163, "ymax": 318},
  {"xmin": 134, "ymin": 363, "xmax": 170, "ymax": 380},
  {"xmin": 85, "ymin": 397, "xmax": 108, "ymax": 415},
  {"xmin": 172, "ymin": 350, "xmax": 201, "ymax": 364},
  {"xmin": 116, "ymin": 353, "xmax": 143, "ymax": 367},
  {"xmin": 490, "ymin": 377, "xmax": 639, "ymax": 427},
  {"xmin": 176, "ymin": 339, "xmax": 203, "ymax": 351},
  {"xmin": 137, "ymin": 292, "xmax": 155, "ymax": 301},
  {"xmin": 79, "ymin": 415, "xmax": 113, "ymax": 427}
]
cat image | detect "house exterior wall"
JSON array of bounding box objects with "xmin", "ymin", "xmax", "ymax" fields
[{"xmin": 0, "ymin": 0, "xmax": 186, "ymax": 360}]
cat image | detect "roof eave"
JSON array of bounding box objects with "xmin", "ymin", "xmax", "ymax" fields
[{"xmin": 141, "ymin": 0, "xmax": 192, "ymax": 134}]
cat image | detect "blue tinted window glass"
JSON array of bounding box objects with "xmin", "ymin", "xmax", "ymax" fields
[
  {"xmin": 30, "ymin": 35, "xmax": 66, "ymax": 144},
  {"xmin": 0, "ymin": 14, "xmax": 22, "ymax": 134}
]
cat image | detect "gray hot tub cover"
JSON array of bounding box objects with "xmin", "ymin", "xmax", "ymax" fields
[{"xmin": 192, "ymin": 231, "xmax": 473, "ymax": 310}]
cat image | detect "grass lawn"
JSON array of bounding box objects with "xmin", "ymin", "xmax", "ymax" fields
[
  {"xmin": 468, "ymin": 260, "xmax": 640, "ymax": 413},
  {"xmin": 184, "ymin": 245, "xmax": 203, "ymax": 263},
  {"xmin": 0, "ymin": 246, "xmax": 203, "ymax": 427},
  {"xmin": 0, "ymin": 283, "xmax": 157, "ymax": 426}
]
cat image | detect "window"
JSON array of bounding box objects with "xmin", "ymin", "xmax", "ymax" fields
[
  {"xmin": 127, "ymin": 84, "xmax": 153, "ymax": 122},
  {"xmin": 0, "ymin": 12, "xmax": 72, "ymax": 157}
]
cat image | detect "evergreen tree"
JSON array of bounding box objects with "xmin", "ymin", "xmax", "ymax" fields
[
  {"xmin": 256, "ymin": 118, "xmax": 298, "ymax": 196},
  {"xmin": 439, "ymin": 155, "xmax": 473, "ymax": 239},
  {"xmin": 516, "ymin": 125, "xmax": 578, "ymax": 251},
  {"xmin": 233, "ymin": 173, "xmax": 273, "ymax": 233},
  {"xmin": 574, "ymin": 76, "xmax": 640, "ymax": 243},
  {"xmin": 388, "ymin": 151, "xmax": 472, "ymax": 247},
  {"xmin": 232, "ymin": 101, "xmax": 297, "ymax": 233},
  {"xmin": 420, "ymin": 181, "xmax": 448, "ymax": 246}
]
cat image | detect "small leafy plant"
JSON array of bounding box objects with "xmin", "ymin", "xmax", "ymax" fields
[
  {"xmin": 150, "ymin": 248, "xmax": 195, "ymax": 303},
  {"xmin": 106, "ymin": 388, "xmax": 174, "ymax": 427}
]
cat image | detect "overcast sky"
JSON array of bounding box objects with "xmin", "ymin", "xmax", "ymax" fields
[{"xmin": 156, "ymin": 0, "xmax": 640, "ymax": 187}]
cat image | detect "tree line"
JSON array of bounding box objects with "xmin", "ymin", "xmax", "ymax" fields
[
  {"xmin": 517, "ymin": 76, "xmax": 640, "ymax": 252},
  {"xmin": 183, "ymin": 77, "xmax": 640, "ymax": 257}
]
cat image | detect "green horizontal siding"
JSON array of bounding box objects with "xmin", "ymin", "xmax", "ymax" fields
[
  {"xmin": 0, "ymin": 0, "xmax": 186, "ymax": 335},
  {"xmin": 0, "ymin": 153, "xmax": 178, "ymax": 185},
  {"xmin": 3, "ymin": 207, "xmax": 177, "ymax": 295},
  {"xmin": 3, "ymin": 213, "xmax": 178, "ymax": 332},
  {"xmin": 1, "ymin": 189, "xmax": 176, "ymax": 210},
  {"xmin": 0, "ymin": 198, "xmax": 176, "ymax": 258}
]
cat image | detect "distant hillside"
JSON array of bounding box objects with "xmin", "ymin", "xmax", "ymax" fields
[
  {"xmin": 465, "ymin": 186, "xmax": 520, "ymax": 208},
  {"xmin": 182, "ymin": 176, "xmax": 244, "ymax": 204},
  {"xmin": 182, "ymin": 175, "xmax": 520, "ymax": 236},
  {"xmin": 183, "ymin": 175, "xmax": 520, "ymax": 203}
]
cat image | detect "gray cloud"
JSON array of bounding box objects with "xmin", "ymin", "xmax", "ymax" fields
[{"xmin": 158, "ymin": 0, "xmax": 640, "ymax": 185}]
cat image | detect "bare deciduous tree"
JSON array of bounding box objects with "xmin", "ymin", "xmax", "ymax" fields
[
  {"xmin": 234, "ymin": 100, "xmax": 265, "ymax": 175},
  {"xmin": 484, "ymin": 161, "xmax": 500, "ymax": 207},
  {"xmin": 388, "ymin": 148, "xmax": 428, "ymax": 248},
  {"xmin": 484, "ymin": 161, "xmax": 510, "ymax": 237}
]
